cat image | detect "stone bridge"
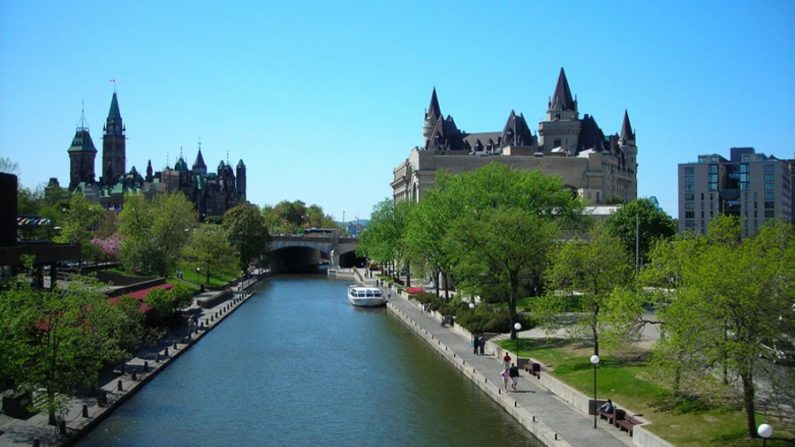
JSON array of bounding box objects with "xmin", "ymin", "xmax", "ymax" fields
[{"xmin": 269, "ymin": 234, "xmax": 359, "ymax": 272}]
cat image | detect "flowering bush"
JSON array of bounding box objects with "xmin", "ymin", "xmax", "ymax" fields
[{"xmin": 91, "ymin": 233, "xmax": 121, "ymax": 261}]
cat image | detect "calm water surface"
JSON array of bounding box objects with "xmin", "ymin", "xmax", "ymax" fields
[{"xmin": 78, "ymin": 276, "xmax": 540, "ymax": 446}]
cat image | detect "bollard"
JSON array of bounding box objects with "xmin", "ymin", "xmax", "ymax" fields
[
  {"xmin": 33, "ymin": 438, "xmax": 40, "ymax": 447},
  {"xmin": 164, "ymin": 347, "xmax": 169, "ymax": 357},
  {"xmin": 532, "ymin": 416, "xmax": 536, "ymax": 422},
  {"xmin": 132, "ymin": 371, "xmax": 137, "ymax": 381},
  {"xmin": 155, "ymin": 353, "xmax": 160, "ymax": 363},
  {"xmin": 117, "ymin": 379, "xmax": 123, "ymax": 391},
  {"xmin": 143, "ymin": 361, "xmax": 149, "ymax": 371},
  {"xmin": 59, "ymin": 420, "xmax": 66, "ymax": 434},
  {"xmin": 554, "ymin": 433, "xmax": 559, "ymax": 441},
  {"xmin": 173, "ymin": 341, "xmax": 178, "ymax": 349},
  {"xmin": 514, "ymin": 401, "xmax": 518, "ymax": 407},
  {"xmin": 82, "ymin": 405, "xmax": 89, "ymax": 418}
]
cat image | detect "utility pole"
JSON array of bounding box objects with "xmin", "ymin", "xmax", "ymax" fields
[{"xmin": 635, "ymin": 212, "xmax": 640, "ymax": 275}]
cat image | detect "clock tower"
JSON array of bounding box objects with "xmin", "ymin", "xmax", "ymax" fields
[{"xmin": 101, "ymin": 92, "xmax": 126, "ymax": 186}]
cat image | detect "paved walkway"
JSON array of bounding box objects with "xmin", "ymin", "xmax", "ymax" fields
[{"xmin": 379, "ymin": 282, "xmax": 634, "ymax": 447}]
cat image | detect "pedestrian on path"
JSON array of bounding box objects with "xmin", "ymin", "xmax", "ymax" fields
[
  {"xmin": 509, "ymin": 363, "xmax": 520, "ymax": 391},
  {"xmin": 500, "ymin": 367, "xmax": 510, "ymax": 391},
  {"xmin": 473, "ymin": 336, "xmax": 479, "ymax": 355},
  {"xmin": 503, "ymin": 352, "xmax": 511, "ymax": 370}
]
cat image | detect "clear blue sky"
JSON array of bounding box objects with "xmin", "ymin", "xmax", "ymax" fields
[{"xmin": 2, "ymin": 1, "xmax": 794, "ymax": 220}]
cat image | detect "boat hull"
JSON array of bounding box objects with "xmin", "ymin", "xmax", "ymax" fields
[{"xmin": 347, "ymin": 286, "xmax": 386, "ymax": 307}]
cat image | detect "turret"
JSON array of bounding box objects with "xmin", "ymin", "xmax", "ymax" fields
[
  {"xmin": 538, "ymin": 68, "xmax": 582, "ymax": 155},
  {"xmin": 422, "ymin": 88, "xmax": 442, "ymax": 144},
  {"xmin": 193, "ymin": 148, "xmax": 207, "ymax": 176},
  {"xmin": 236, "ymin": 159, "xmax": 246, "ymax": 201}
]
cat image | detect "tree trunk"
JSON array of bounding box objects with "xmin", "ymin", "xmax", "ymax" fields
[
  {"xmin": 47, "ymin": 389, "xmax": 56, "ymax": 425},
  {"xmin": 406, "ymin": 264, "xmax": 411, "ymax": 288},
  {"xmin": 740, "ymin": 363, "xmax": 757, "ymax": 439},
  {"xmin": 434, "ymin": 267, "xmax": 440, "ymax": 298},
  {"xmin": 509, "ymin": 271, "xmax": 519, "ymax": 340},
  {"xmin": 444, "ymin": 272, "xmax": 450, "ymax": 300}
]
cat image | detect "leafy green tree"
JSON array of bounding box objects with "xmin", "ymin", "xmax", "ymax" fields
[
  {"xmin": 408, "ymin": 163, "xmax": 583, "ymax": 335},
  {"xmin": 118, "ymin": 193, "xmax": 196, "ymax": 275},
  {"xmin": 538, "ymin": 222, "xmax": 634, "ymax": 355},
  {"xmin": 54, "ymin": 193, "xmax": 105, "ymax": 260},
  {"xmin": 358, "ymin": 199, "xmax": 411, "ymax": 280},
  {"xmin": 604, "ymin": 198, "xmax": 677, "ymax": 269},
  {"xmin": 144, "ymin": 288, "xmax": 174, "ymax": 322},
  {"xmin": 644, "ymin": 217, "xmax": 795, "ymax": 438},
  {"xmin": 8, "ymin": 278, "xmax": 126, "ymax": 424},
  {"xmin": 261, "ymin": 200, "xmax": 338, "ymax": 234},
  {"xmin": 181, "ymin": 224, "xmax": 237, "ymax": 284},
  {"xmin": 223, "ymin": 203, "xmax": 270, "ymax": 269}
]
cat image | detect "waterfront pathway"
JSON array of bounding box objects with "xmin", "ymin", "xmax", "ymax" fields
[
  {"xmin": 0, "ymin": 275, "xmax": 261, "ymax": 447},
  {"xmin": 379, "ymin": 281, "xmax": 635, "ymax": 447}
]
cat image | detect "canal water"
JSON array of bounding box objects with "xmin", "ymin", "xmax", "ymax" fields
[{"xmin": 78, "ymin": 276, "xmax": 540, "ymax": 446}]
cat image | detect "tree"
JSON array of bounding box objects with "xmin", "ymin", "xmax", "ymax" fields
[
  {"xmin": 223, "ymin": 203, "xmax": 270, "ymax": 269},
  {"xmin": 407, "ymin": 162, "xmax": 583, "ymax": 335},
  {"xmin": 358, "ymin": 199, "xmax": 411, "ymax": 279},
  {"xmin": 118, "ymin": 193, "xmax": 197, "ymax": 275},
  {"xmin": 539, "ymin": 222, "xmax": 634, "ymax": 355},
  {"xmin": 53, "ymin": 193, "xmax": 105, "ymax": 260},
  {"xmin": 181, "ymin": 224, "xmax": 237, "ymax": 284},
  {"xmin": 261, "ymin": 200, "xmax": 338, "ymax": 234},
  {"xmin": 604, "ymin": 198, "xmax": 677, "ymax": 270},
  {"xmin": 5, "ymin": 277, "xmax": 127, "ymax": 424},
  {"xmin": 644, "ymin": 216, "xmax": 795, "ymax": 439}
]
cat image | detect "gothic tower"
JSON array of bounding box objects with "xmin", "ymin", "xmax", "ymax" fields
[
  {"xmin": 67, "ymin": 112, "xmax": 97, "ymax": 190},
  {"xmin": 619, "ymin": 109, "xmax": 638, "ymax": 197},
  {"xmin": 236, "ymin": 159, "xmax": 246, "ymax": 201},
  {"xmin": 538, "ymin": 68, "xmax": 582, "ymax": 155},
  {"xmin": 102, "ymin": 92, "xmax": 126, "ymax": 186},
  {"xmin": 193, "ymin": 147, "xmax": 207, "ymax": 177}
]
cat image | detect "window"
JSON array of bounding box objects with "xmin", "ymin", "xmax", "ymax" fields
[
  {"xmin": 765, "ymin": 201, "xmax": 774, "ymax": 209},
  {"xmin": 685, "ymin": 211, "xmax": 694, "ymax": 218},
  {"xmin": 709, "ymin": 164, "xmax": 718, "ymax": 174},
  {"xmin": 685, "ymin": 202, "xmax": 694, "ymax": 210},
  {"xmin": 685, "ymin": 220, "xmax": 695, "ymax": 228},
  {"xmin": 685, "ymin": 175, "xmax": 694, "ymax": 183},
  {"xmin": 765, "ymin": 182, "xmax": 774, "ymax": 191},
  {"xmin": 685, "ymin": 184, "xmax": 694, "ymax": 192},
  {"xmin": 764, "ymin": 174, "xmax": 774, "ymax": 182},
  {"xmin": 765, "ymin": 191, "xmax": 775, "ymax": 200},
  {"xmin": 685, "ymin": 166, "xmax": 694, "ymax": 174},
  {"xmin": 764, "ymin": 164, "xmax": 774, "ymax": 174},
  {"xmin": 685, "ymin": 193, "xmax": 694, "ymax": 200},
  {"xmin": 765, "ymin": 210, "xmax": 775, "ymax": 218}
]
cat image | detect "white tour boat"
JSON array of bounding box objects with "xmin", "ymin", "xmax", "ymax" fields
[{"xmin": 347, "ymin": 286, "xmax": 387, "ymax": 307}]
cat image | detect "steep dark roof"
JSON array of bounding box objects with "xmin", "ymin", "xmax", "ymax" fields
[
  {"xmin": 237, "ymin": 159, "xmax": 246, "ymax": 168},
  {"xmin": 107, "ymin": 92, "xmax": 122, "ymax": 121},
  {"xmin": 501, "ymin": 110, "xmax": 534, "ymax": 147},
  {"xmin": 427, "ymin": 115, "xmax": 467, "ymax": 151},
  {"xmin": 577, "ymin": 114, "xmax": 608, "ymax": 153},
  {"xmin": 193, "ymin": 149, "xmax": 206, "ymax": 170},
  {"xmin": 67, "ymin": 128, "xmax": 97, "ymax": 153},
  {"xmin": 620, "ymin": 109, "xmax": 635, "ymax": 142},
  {"xmin": 550, "ymin": 67, "xmax": 576, "ymax": 111},
  {"xmin": 425, "ymin": 87, "xmax": 442, "ymax": 123}
]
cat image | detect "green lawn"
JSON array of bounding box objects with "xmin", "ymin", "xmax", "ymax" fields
[{"xmin": 500, "ymin": 338, "xmax": 791, "ymax": 447}]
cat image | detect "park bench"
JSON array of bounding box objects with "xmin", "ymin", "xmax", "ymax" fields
[
  {"xmin": 599, "ymin": 408, "xmax": 625, "ymax": 426},
  {"xmin": 523, "ymin": 362, "xmax": 542, "ymax": 378},
  {"xmin": 617, "ymin": 414, "xmax": 642, "ymax": 436}
]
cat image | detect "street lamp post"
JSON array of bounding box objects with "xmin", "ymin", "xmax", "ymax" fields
[
  {"xmin": 758, "ymin": 423, "xmax": 773, "ymax": 447},
  {"xmin": 590, "ymin": 354, "xmax": 600, "ymax": 429},
  {"xmin": 514, "ymin": 322, "xmax": 522, "ymax": 358}
]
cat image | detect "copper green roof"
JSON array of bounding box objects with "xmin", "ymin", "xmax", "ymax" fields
[{"xmin": 67, "ymin": 128, "xmax": 97, "ymax": 153}]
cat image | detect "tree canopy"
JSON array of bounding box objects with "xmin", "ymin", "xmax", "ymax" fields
[
  {"xmin": 604, "ymin": 198, "xmax": 677, "ymax": 269},
  {"xmin": 223, "ymin": 202, "xmax": 270, "ymax": 269}
]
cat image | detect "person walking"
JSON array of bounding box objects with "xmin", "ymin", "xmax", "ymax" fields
[
  {"xmin": 473, "ymin": 336, "xmax": 479, "ymax": 355},
  {"xmin": 500, "ymin": 367, "xmax": 510, "ymax": 391},
  {"xmin": 503, "ymin": 352, "xmax": 511, "ymax": 370},
  {"xmin": 509, "ymin": 363, "xmax": 520, "ymax": 391}
]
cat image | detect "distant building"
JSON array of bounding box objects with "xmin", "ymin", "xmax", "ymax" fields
[
  {"xmin": 65, "ymin": 92, "xmax": 246, "ymax": 218},
  {"xmin": 678, "ymin": 147, "xmax": 793, "ymax": 237},
  {"xmin": 392, "ymin": 68, "xmax": 638, "ymax": 206}
]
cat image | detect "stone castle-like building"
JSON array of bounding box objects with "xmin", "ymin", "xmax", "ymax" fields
[
  {"xmin": 392, "ymin": 68, "xmax": 637, "ymax": 206},
  {"xmin": 62, "ymin": 92, "xmax": 246, "ymax": 218}
]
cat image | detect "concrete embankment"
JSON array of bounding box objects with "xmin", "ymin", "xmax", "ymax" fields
[
  {"xmin": 381, "ymin": 285, "xmax": 676, "ymax": 447},
  {"xmin": 0, "ymin": 274, "xmax": 265, "ymax": 447}
]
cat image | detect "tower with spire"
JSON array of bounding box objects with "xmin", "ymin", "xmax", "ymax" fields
[
  {"xmin": 538, "ymin": 68, "xmax": 582, "ymax": 155},
  {"xmin": 101, "ymin": 92, "xmax": 126, "ymax": 186},
  {"xmin": 67, "ymin": 104, "xmax": 97, "ymax": 189},
  {"xmin": 236, "ymin": 159, "xmax": 246, "ymax": 202}
]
